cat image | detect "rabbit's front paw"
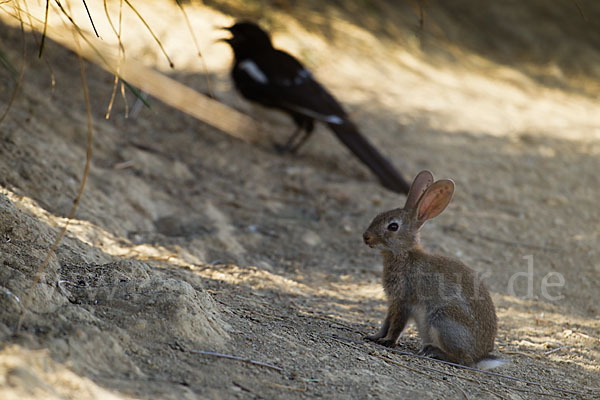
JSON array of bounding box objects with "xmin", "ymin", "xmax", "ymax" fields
[
  {"xmin": 364, "ymin": 334, "xmax": 395, "ymax": 347},
  {"xmin": 364, "ymin": 334, "xmax": 381, "ymax": 342}
]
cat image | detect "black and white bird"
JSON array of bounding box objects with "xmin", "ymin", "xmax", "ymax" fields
[{"xmin": 221, "ymin": 21, "xmax": 410, "ymax": 194}]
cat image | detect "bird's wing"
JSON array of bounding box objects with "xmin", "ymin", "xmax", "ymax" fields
[{"xmin": 236, "ymin": 50, "xmax": 348, "ymax": 124}]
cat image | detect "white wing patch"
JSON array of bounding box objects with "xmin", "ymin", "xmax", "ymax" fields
[
  {"xmin": 294, "ymin": 69, "xmax": 311, "ymax": 85},
  {"xmin": 323, "ymin": 114, "xmax": 344, "ymax": 124},
  {"xmin": 239, "ymin": 60, "xmax": 268, "ymax": 84}
]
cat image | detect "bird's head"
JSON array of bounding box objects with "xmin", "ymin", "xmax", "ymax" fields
[{"xmin": 219, "ymin": 21, "xmax": 274, "ymax": 60}]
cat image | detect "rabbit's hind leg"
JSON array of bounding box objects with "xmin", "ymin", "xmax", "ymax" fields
[{"xmin": 428, "ymin": 316, "xmax": 476, "ymax": 366}]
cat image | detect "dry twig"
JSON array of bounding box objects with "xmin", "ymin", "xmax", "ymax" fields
[
  {"xmin": 123, "ymin": 0, "xmax": 173, "ymax": 67},
  {"xmin": 572, "ymin": 0, "xmax": 588, "ymax": 22},
  {"xmin": 544, "ymin": 346, "xmax": 567, "ymax": 355},
  {"xmin": 103, "ymin": 0, "xmax": 125, "ymax": 119},
  {"xmin": 417, "ymin": 0, "xmax": 428, "ymax": 32},
  {"xmin": 175, "ymin": 0, "xmax": 214, "ymax": 98}
]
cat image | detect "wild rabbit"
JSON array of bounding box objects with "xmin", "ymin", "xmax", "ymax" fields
[{"xmin": 363, "ymin": 170, "xmax": 502, "ymax": 369}]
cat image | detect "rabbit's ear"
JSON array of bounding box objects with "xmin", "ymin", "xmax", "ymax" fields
[
  {"xmin": 405, "ymin": 170, "xmax": 434, "ymax": 210},
  {"xmin": 416, "ymin": 179, "xmax": 455, "ymax": 222}
]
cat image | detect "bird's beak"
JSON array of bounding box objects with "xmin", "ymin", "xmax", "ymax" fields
[{"xmin": 216, "ymin": 26, "xmax": 233, "ymax": 44}]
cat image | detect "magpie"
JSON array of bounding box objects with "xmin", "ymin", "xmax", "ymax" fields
[{"xmin": 221, "ymin": 21, "xmax": 410, "ymax": 194}]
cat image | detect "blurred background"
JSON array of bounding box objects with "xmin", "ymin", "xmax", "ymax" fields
[{"xmin": 0, "ymin": 1, "xmax": 599, "ymax": 399}]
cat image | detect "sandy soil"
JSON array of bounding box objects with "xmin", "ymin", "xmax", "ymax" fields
[{"xmin": 0, "ymin": 1, "xmax": 599, "ymax": 399}]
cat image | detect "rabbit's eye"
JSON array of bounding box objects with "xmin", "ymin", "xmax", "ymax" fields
[{"xmin": 387, "ymin": 222, "xmax": 399, "ymax": 231}]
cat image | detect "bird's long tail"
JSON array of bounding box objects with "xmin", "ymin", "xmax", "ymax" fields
[{"xmin": 328, "ymin": 121, "xmax": 410, "ymax": 194}]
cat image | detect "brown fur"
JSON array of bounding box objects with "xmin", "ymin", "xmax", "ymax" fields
[{"xmin": 363, "ymin": 171, "xmax": 498, "ymax": 366}]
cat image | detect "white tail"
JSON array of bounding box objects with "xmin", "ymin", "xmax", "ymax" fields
[{"xmin": 475, "ymin": 357, "xmax": 508, "ymax": 370}]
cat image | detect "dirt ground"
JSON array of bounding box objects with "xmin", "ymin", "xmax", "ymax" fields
[{"xmin": 0, "ymin": 1, "xmax": 599, "ymax": 399}]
